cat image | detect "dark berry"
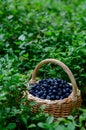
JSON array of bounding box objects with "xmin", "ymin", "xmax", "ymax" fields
[
  {"xmin": 32, "ymin": 92, "xmax": 36, "ymax": 96},
  {"xmin": 48, "ymin": 89, "xmax": 52, "ymax": 93},
  {"xmin": 58, "ymin": 91, "xmax": 62, "ymax": 96},
  {"xmin": 62, "ymin": 89, "xmax": 66, "ymax": 94},
  {"xmin": 69, "ymin": 89, "xmax": 72, "ymax": 93},
  {"xmin": 62, "ymin": 85, "xmax": 66, "ymax": 88},
  {"xmin": 29, "ymin": 89, "xmax": 33, "ymax": 93},
  {"xmin": 42, "ymin": 94, "xmax": 46, "ymax": 99},
  {"xmin": 65, "ymin": 93, "xmax": 70, "ymax": 98},
  {"xmin": 59, "ymin": 96, "xmax": 63, "ymax": 100},
  {"xmin": 59, "ymin": 84, "xmax": 63, "ymax": 87},
  {"xmin": 39, "ymin": 80, "xmax": 43, "ymax": 84},
  {"xmin": 52, "ymin": 89, "xmax": 56, "ymax": 93},
  {"xmin": 54, "ymin": 82, "xmax": 58, "ymax": 86},
  {"xmin": 61, "ymin": 80, "xmax": 66, "ymax": 84},
  {"xmin": 57, "ymin": 78, "xmax": 61, "ymax": 83},
  {"xmin": 50, "ymin": 86, "xmax": 53, "ymax": 90},
  {"xmin": 66, "ymin": 88, "xmax": 70, "ymax": 92},
  {"xmin": 47, "ymin": 78, "xmax": 53, "ymax": 85},
  {"xmin": 56, "ymin": 96, "xmax": 60, "ymax": 100},
  {"xmin": 48, "ymin": 93, "xmax": 52, "ymax": 96},
  {"xmin": 47, "ymin": 96, "xmax": 51, "ymax": 100},
  {"xmin": 50, "ymin": 95, "xmax": 55, "ymax": 100},
  {"xmin": 53, "ymin": 85, "xmax": 57, "ymax": 89},
  {"xmin": 42, "ymin": 83, "xmax": 47, "ymax": 88}
]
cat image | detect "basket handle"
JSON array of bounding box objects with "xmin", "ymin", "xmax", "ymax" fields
[{"xmin": 29, "ymin": 59, "xmax": 78, "ymax": 98}]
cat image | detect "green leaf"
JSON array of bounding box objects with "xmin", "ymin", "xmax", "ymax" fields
[
  {"xmin": 28, "ymin": 124, "xmax": 36, "ymax": 128},
  {"xmin": 18, "ymin": 34, "xmax": 25, "ymax": 41},
  {"xmin": 39, "ymin": 104, "xmax": 46, "ymax": 111},
  {"xmin": 38, "ymin": 122, "xmax": 50, "ymax": 129},
  {"xmin": 55, "ymin": 125, "xmax": 67, "ymax": 130},
  {"xmin": 67, "ymin": 122, "xmax": 75, "ymax": 130},
  {"xmin": 7, "ymin": 123, "xmax": 16, "ymax": 129},
  {"xmin": 29, "ymin": 101, "xmax": 37, "ymax": 106},
  {"xmin": 21, "ymin": 115, "xmax": 27, "ymax": 125},
  {"xmin": 57, "ymin": 117, "xmax": 66, "ymax": 122},
  {"xmin": 46, "ymin": 116, "xmax": 54, "ymax": 124},
  {"xmin": 67, "ymin": 116, "xmax": 74, "ymax": 121},
  {"xmin": 23, "ymin": 53, "xmax": 29, "ymax": 58},
  {"xmin": 80, "ymin": 127, "xmax": 86, "ymax": 130},
  {"xmin": 0, "ymin": 92, "xmax": 7, "ymax": 101},
  {"xmin": 81, "ymin": 74, "xmax": 86, "ymax": 77}
]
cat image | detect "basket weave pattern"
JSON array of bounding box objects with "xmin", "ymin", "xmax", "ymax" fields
[{"xmin": 27, "ymin": 59, "xmax": 82, "ymax": 118}]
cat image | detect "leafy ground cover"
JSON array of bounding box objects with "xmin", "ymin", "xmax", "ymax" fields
[{"xmin": 0, "ymin": 0, "xmax": 86, "ymax": 129}]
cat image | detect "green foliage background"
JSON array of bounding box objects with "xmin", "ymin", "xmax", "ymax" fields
[{"xmin": 0, "ymin": 0, "xmax": 86, "ymax": 129}]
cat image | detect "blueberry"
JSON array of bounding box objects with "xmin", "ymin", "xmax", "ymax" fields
[
  {"xmin": 35, "ymin": 90, "xmax": 39, "ymax": 93},
  {"xmin": 59, "ymin": 96, "xmax": 63, "ymax": 100},
  {"xmin": 39, "ymin": 80, "xmax": 43, "ymax": 84},
  {"xmin": 38, "ymin": 92, "xmax": 42, "ymax": 96},
  {"xmin": 50, "ymin": 95, "xmax": 55, "ymax": 100},
  {"xmin": 56, "ymin": 78, "xmax": 61, "ymax": 83},
  {"xmin": 40, "ymin": 86, "xmax": 46, "ymax": 90},
  {"xmin": 31, "ymin": 85, "xmax": 36, "ymax": 89},
  {"xmin": 48, "ymin": 89, "xmax": 52, "ymax": 93},
  {"xmin": 61, "ymin": 80, "xmax": 65, "ymax": 84},
  {"xmin": 58, "ymin": 91, "xmax": 62, "ymax": 96},
  {"xmin": 58, "ymin": 88, "xmax": 61, "ymax": 91},
  {"xmin": 48, "ymin": 93, "xmax": 52, "ymax": 96},
  {"xmin": 51, "ymin": 82, "xmax": 55, "ymax": 86},
  {"xmin": 66, "ymin": 88, "xmax": 70, "ymax": 92},
  {"xmin": 42, "ymin": 79, "xmax": 47, "ymax": 82},
  {"xmin": 43, "ymin": 93, "xmax": 46, "ymax": 96},
  {"xmin": 53, "ymin": 85, "xmax": 57, "ymax": 89},
  {"xmin": 36, "ymin": 87, "xmax": 41, "ymax": 90},
  {"xmin": 65, "ymin": 93, "xmax": 70, "ymax": 98},
  {"xmin": 47, "ymin": 79, "xmax": 52, "ymax": 85},
  {"xmin": 50, "ymin": 86, "xmax": 53, "ymax": 90},
  {"xmin": 29, "ymin": 89, "xmax": 33, "ymax": 93},
  {"xmin": 62, "ymin": 85, "xmax": 66, "ymax": 88},
  {"xmin": 40, "ymin": 96, "xmax": 45, "ymax": 99},
  {"xmin": 56, "ymin": 96, "xmax": 60, "ymax": 100},
  {"xmin": 69, "ymin": 89, "xmax": 72, "ymax": 93},
  {"xmin": 52, "ymin": 89, "xmax": 56, "ymax": 93},
  {"xmin": 43, "ymin": 83, "xmax": 47, "ymax": 88},
  {"xmin": 54, "ymin": 82, "xmax": 58, "ymax": 87},
  {"xmin": 36, "ymin": 94, "xmax": 40, "ymax": 97},
  {"xmin": 62, "ymin": 89, "xmax": 66, "ymax": 94},
  {"xmin": 32, "ymin": 92, "xmax": 36, "ymax": 96},
  {"xmin": 59, "ymin": 84, "xmax": 63, "ymax": 87},
  {"xmin": 42, "ymin": 94, "xmax": 46, "ymax": 99},
  {"xmin": 43, "ymin": 91, "xmax": 47, "ymax": 94},
  {"xmin": 65, "ymin": 84, "xmax": 70, "ymax": 88},
  {"xmin": 40, "ymin": 90, "xmax": 44, "ymax": 94},
  {"xmin": 47, "ymin": 95, "xmax": 51, "ymax": 100}
]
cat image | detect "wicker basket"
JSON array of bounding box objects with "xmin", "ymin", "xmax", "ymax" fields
[{"xmin": 27, "ymin": 59, "xmax": 82, "ymax": 119}]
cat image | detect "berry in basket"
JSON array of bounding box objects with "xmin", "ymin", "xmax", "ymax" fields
[{"xmin": 29, "ymin": 78, "xmax": 72, "ymax": 100}]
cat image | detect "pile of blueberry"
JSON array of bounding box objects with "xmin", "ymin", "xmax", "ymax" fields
[{"xmin": 29, "ymin": 78, "xmax": 72, "ymax": 100}]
